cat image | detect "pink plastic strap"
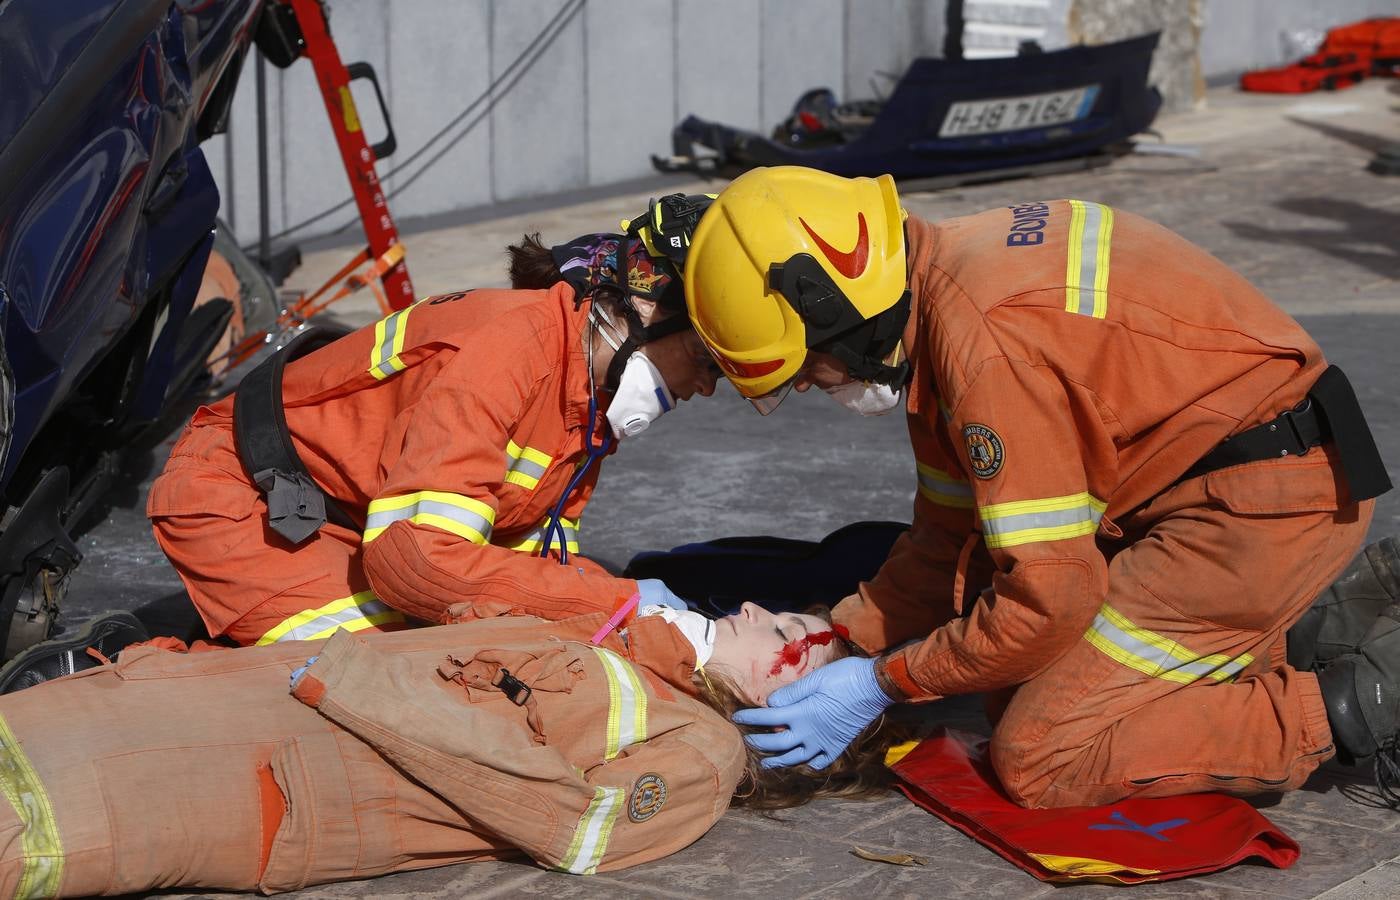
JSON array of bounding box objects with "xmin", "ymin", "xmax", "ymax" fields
[{"xmin": 591, "ymin": 592, "xmax": 642, "ymax": 645}]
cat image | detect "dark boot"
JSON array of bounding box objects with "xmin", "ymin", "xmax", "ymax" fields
[
  {"xmin": 1288, "ymin": 537, "xmax": 1400, "ymax": 672},
  {"xmin": 1319, "ymin": 602, "xmax": 1400, "ymax": 760},
  {"xmin": 0, "ymin": 611, "xmax": 148, "ymax": 694}
]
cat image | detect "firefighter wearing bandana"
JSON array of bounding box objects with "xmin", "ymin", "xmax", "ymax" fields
[{"xmin": 686, "ymin": 166, "xmax": 1398, "ymax": 808}]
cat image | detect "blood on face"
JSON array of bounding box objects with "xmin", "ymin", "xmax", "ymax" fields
[{"xmin": 769, "ymin": 630, "xmax": 836, "ymax": 677}]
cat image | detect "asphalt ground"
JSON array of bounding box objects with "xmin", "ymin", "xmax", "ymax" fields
[{"xmin": 56, "ymin": 79, "xmax": 1400, "ymax": 898}]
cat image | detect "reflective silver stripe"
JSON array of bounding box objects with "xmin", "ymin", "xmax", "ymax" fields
[
  {"xmin": 916, "ymin": 462, "xmax": 974, "ymax": 509},
  {"xmin": 1084, "ymin": 603, "xmax": 1255, "ymax": 686},
  {"xmin": 593, "ymin": 647, "xmax": 648, "ymax": 760},
  {"xmin": 369, "ymin": 305, "xmax": 412, "ymax": 380},
  {"xmin": 255, "ymin": 591, "xmax": 406, "ymax": 645},
  {"xmin": 1208, "ymin": 654, "xmax": 1254, "ymax": 682},
  {"xmin": 1064, "ymin": 200, "xmax": 1114, "ymax": 319},
  {"xmin": 504, "ymin": 440, "xmax": 552, "ymax": 490},
  {"xmin": 557, "ymin": 785, "xmax": 624, "ymax": 875},
  {"xmin": 363, "ymin": 491, "xmax": 494, "ymax": 544},
  {"xmin": 505, "ymin": 517, "xmax": 579, "ymax": 554},
  {"xmin": 979, "ymin": 491, "xmax": 1106, "ymax": 549}
]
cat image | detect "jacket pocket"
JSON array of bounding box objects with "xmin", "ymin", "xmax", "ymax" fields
[
  {"xmin": 438, "ymin": 645, "xmax": 587, "ymax": 745},
  {"xmin": 258, "ymin": 731, "xmax": 400, "ymax": 893},
  {"xmin": 96, "ymin": 744, "xmax": 271, "ymax": 894},
  {"xmin": 147, "ymin": 460, "xmax": 260, "ymax": 521},
  {"xmin": 1204, "ymin": 452, "xmax": 1346, "ymax": 515},
  {"xmin": 439, "ymin": 645, "xmax": 586, "ymax": 703}
]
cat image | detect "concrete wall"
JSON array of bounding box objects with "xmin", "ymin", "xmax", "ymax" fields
[
  {"xmin": 204, "ymin": 0, "xmax": 1400, "ymax": 245},
  {"xmin": 1069, "ymin": 0, "xmax": 1203, "ymax": 111},
  {"xmin": 207, "ymin": 0, "xmax": 942, "ymax": 245}
]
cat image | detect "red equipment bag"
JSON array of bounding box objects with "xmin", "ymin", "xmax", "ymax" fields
[
  {"xmin": 1323, "ymin": 17, "xmax": 1400, "ymax": 70},
  {"xmin": 1241, "ymin": 17, "xmax": 1400, "ymax": 92},
  {"xmin": 888, "ymin": 728, "xmax": 1301, "ymax": 884},
  {"xmin": 1240, "ymin": 51, "xmax": 1369, "ymax": 93}
]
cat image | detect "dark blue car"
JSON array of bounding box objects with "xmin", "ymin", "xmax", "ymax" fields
[{"xmin": 0, "ymin": 0, "xmax": 265, "ymax": 656}]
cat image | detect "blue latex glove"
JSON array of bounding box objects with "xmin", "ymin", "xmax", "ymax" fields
[
  {"xmin": 636, "ymin": 578, "xmax": 688, "ymax": 612},
  {"xmin": 289, "ymin": 655, "xmax": 320, "ymax": 690},
  {"xmin": 730, "ymin": 656, "xmax": 894, "ymax": 770}
]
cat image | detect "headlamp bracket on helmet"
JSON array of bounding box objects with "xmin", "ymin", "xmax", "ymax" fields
[
  {"xmin": 768, "ymin": 253, "xmax": 911, "ymax": 388},
  {"xmin": 628, "ymin": 193, "xmax": 714, "ymax": 271}
]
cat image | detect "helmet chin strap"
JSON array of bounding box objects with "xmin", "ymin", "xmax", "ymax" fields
[
  {"xmin": 601, "ymin": 311, "xmax": 691, "ymax": 393},
  {"xmin": 819, "ymin": 289, "xmax": 913, "ymax": 387}
]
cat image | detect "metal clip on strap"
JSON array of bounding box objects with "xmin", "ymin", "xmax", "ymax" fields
[
  {"xmin": 1180, "ymin": 398, "xmax": 1325, "ymax": 483},
  {"xmin": 492, "ymin": 668, "xmax": 533, "ymax": 706},
  {"xmin": 1178, "ymin": 365, "xmax": 1391, "ymax": 502}
]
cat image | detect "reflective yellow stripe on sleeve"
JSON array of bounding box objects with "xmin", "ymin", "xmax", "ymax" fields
[
  {"xmin": 557, "ymin": 785, "xmax": 624, "ymax": 875},
  {"xmin": 1085, "ymin": 603, "xmax": 1255, "ymax": 685},
  {"xmin": 0, "ymin": 714, "xmax": 63, "ymax": 899},
  {"xmin": 255, "ymin": 591, "xmax": 406, "ymax": 645},
  {"xmin": 553, "ymin": 648, "xmax": 650, "ymax": 875},
  {"xmin": 593, "ymin": 647, "xmax": 649, "ymax": 760},
  {"xmin": 916, "ymin": 462, "xmax": 974, "ymax": 509},
  {"xmin": 504, "ymin": 440, "xmax": 553, "ymax": 490},
  {"xmin": 504, "ymin": 517, "xmax": 579, "ymax": 555},
  {"xmin": 1064, "ymin": 200, "xmax": 1114, "ymax": 319},
  {"xmin": 368, "ymin": 304, "xmax": 413, "ymax": 380},
  {"xmin": 979, "ymin": 491, "xmax": 1106, "ymax": 549},
  {"xmin": 363, "ymin": 491, "xmax": 495, "ymax": 544}
]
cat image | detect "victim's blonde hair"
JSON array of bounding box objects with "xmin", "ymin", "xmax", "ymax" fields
[{"xmin": 692, "ymin": 609, "xmax": 912, "ymax": 811}]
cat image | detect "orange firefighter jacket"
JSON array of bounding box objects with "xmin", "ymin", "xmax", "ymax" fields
[
  {"xmin": 147, "ymin": 282, "xmax": 639, "ymax": 631},
  {"xmin": 0, "ymin": 611, "xmax": 742, "ymax": 896},
  {"xmin": 833, "ymin": 203, "xmax": 1339, "ymax": 701}
]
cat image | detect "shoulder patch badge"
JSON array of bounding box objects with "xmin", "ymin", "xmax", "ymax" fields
[
  {"xmin": 963, "ymin": 424, "xmax": 1005, "ymax": 479},
  {"xmin": 628, "ymin": 773, "xmax": 668, "ymax": 823}
]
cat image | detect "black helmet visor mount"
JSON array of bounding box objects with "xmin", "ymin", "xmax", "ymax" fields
[{"xmin": 767, "ymin": 252, "xmax": 911, "ymax": 388}]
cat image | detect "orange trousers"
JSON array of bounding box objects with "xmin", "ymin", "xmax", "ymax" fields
[
  {"xmin": 150, "ymin": 423, "xmax": 408, "ymax": 646},
  {"xmin": 987, "ymin": 459, "xmax": 1372, "ymax": 808}
]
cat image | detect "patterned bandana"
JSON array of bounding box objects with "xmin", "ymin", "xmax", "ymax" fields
[{"xmin": 551, "ymin": 233, "xmax": 684, "ymax": 311}]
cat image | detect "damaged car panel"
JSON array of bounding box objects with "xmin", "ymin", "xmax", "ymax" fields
[{"xmin": 655, "ymin": 33, "xmax": 1162, "ymax": 183}]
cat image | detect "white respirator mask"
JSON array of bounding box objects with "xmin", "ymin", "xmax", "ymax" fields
[
  {"xmin": 823, "ymin": 378, "xmax": 903, "ymax": 416},
  {"xmin": 605, "ymin": 351, "xmax": 675, "ymax": 438}
]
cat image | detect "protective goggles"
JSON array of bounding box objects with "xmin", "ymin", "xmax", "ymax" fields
[{"xmin": 746, "ymin": 377, "xmax": 798, "ymax": 416}]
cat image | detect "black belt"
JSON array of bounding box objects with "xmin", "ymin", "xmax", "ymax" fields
[
  {"xmin": 1180, "ymin": 365, "xmax": 1391, "ymax": 501},
  {"xmin": 233, "ymin": 327, "xmax": 357, "ymax": 545}
]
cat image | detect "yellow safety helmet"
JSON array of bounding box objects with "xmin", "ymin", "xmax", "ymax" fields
[{"xmin": 684, "ymin": 166, "xmax": 910, "ymax": 414}]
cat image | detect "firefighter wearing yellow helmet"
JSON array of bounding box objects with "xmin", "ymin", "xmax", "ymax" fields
[
  {"xmin": 684, "ymin": 166, "xmax": 912, "ymax": 414},
  {"xmin": 686, "ymin": 166, "xmax": 1395, "ymax": 815}
]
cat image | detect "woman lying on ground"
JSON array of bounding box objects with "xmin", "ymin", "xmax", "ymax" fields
[{"xmin": 0, "ymin": 600, "xmax": 906, "ymax": 896}]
